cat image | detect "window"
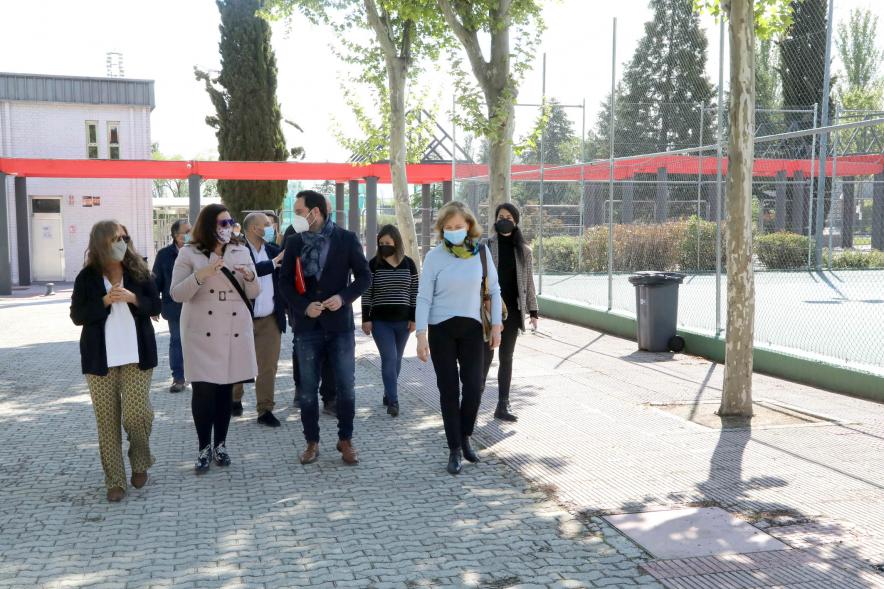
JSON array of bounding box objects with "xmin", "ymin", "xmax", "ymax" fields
[
  {"xmin": 86, "ymin": 121, "xmax": 98, "ymax": 159},
  {"xmin": 32, "ymin": 198, "xmax": 61, "ymax": 214},
  {"xmin": 108, "ymin": 122, "xmax": 120, "ymax": 160}
]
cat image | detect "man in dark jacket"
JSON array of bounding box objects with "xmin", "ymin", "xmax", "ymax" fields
[
  {"xmin": 279, "ymin": 190, "xmax": 371, "ymax": 466},
  {"xmin": 152, "ymin": 219, "xmax": 190, "ymax": 393},
  {"xmin": 231, "ymin": 212, "xmax": 287, "ymax": 427}
]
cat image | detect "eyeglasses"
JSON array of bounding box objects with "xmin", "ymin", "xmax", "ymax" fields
[
  {"xmin": 115, "ymin": 235, "xmax": 131, "ymax": 243},
  {"xmin": 217, "ymin": 219, "xmax": 237, "ymax": 228}
]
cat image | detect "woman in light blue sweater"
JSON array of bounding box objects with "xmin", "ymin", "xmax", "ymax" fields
[{"xmin": 416, "ymin": 201, "xmax": 503, "ymax": 475}]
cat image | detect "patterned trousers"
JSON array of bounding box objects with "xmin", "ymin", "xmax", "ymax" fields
[{"xmin": 85, "ymin": 364, "xmax": 155, "ymax": 490}]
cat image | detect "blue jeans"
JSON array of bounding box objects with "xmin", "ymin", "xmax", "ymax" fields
[
  {"xmin": 371, "ymin": 320, "xmax": 409, "ymax": 405},
  {"xmin": 294, "ymin": 330, "xmax": 356, "ymax": 442},
  {"xmin": 167, "ymin": 317, "xmax": 184, "ymax": 382}
]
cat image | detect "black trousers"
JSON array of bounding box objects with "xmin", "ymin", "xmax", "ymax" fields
[
  {"xmin": 292, "ymin": 347, "xmax": 337, "ymax": 404},
  {"xmin": 191, "ymin": 382, "xmax": 233, "ymax": 451},
  {"xmin": 482, "ymin": 312, "xmax": 521, "ymax": 401},
  {"xmin": 428, "ymin": 317, "xmax": 485, "ymax": 450}
]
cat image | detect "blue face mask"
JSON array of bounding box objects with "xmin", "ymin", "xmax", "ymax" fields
[
  {"xmin": 444, "ymin": 228, "xmax": 468, "ymax": 245},
  {"xmin": 263, "ymin": 226, "xmax": 276, "ymax": 242},
  {"xmin": 183, "ymin": 232, "xmax": 191, "ymax": 244}
]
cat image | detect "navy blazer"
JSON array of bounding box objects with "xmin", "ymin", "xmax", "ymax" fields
[
  {"xmin": 152, "ymin": 242, "xmax": 182, "ymax": 321},
  {"xmin": 278, "ymin": 224, "xmax": 371, "ymax": 335},
  {"xmin": 70, "ymin": 266, "xmax": 161, "ymax": 376},
  {"xmin": 245, "ymin": 240, "xmax": 287, "ymax": 334}
]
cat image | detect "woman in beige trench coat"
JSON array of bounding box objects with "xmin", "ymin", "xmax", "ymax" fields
[{"xmin": 171, "ymin": 204, "xmax": 259, "ymax": 473}]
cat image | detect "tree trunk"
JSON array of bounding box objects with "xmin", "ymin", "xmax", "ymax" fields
[
  {"xmin": 720, "ymin": 0, "xmax": 756, "ymax": 418},
  {"xmin": 486, "ymin": 90, "xmax": 514, "ymax": 223},
  {"xmin": 387, "ymin": 58, "xmax": 421, "ymax": 269}
]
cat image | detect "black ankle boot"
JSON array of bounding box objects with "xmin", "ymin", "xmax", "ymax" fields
[
  {"xmin": 494, "ymin": 400, "xmax": 518, "ymax": 422},
  {"xmin": 461, "ymin": 436, "xmax": 480, "ymax": 463},
  {"xmin": 447, "ymin": 449, "xmax": 463, "ymax": 475}
]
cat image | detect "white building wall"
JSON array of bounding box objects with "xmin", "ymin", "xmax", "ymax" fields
[{"xmin": 0, "ymin": 100, "xmax": 153, "ymax": 283}]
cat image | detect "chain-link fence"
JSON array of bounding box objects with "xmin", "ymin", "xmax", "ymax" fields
[{"xmin": 446, "ymin": 2, "xmax": 884, "ymax": 377}]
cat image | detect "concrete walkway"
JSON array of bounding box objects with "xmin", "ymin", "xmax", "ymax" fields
[
  {"xmin": 3, "ymin": 285, "xmax": 884, "ymax": 587},
  {"xmin": 0, "ymin": 288, "xmax": 658, "ymax": 589}
]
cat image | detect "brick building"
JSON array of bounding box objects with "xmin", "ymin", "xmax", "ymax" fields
[{"xmin": 0, "ymin": 72, "xmax": 154, "ymax": 283}]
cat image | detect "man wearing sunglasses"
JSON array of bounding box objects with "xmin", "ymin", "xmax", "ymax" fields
[{"xmin": 152, "ymin": 219, "xmax": 191, "ymax": 393}]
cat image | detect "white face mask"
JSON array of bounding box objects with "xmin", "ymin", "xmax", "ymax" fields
[
  {"xmin": 217, "ymin": 227, "xmax": 232, "ymax": 244},
  {"xmin": 290, "ymin": 215, "xmax": 310, "ymax": 234},
  {"xmin": 110, "ymin": 240, "xmax": 128, "ymax": 261}
]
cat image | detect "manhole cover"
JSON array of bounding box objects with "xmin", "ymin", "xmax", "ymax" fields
[
  {"xmin": 605, "ymin": 507, "xmax": 790, "ymax": 559},
  {"xmin": 649, "ymin": 401, "xmax": 835, "ymax": 429}
]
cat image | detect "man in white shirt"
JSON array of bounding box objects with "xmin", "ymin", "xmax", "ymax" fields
[{"xmin": 232, "ymin": 212, "xmax": 286, "ymax": 427}]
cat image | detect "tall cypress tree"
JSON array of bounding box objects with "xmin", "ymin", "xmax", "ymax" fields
[
  {"xmin": 609, "ymin": 0, "xmax": 715, "ymax": 158},
  {"xmin": 196, "ymin": 0, "xmax": 288, "ymax": 222},
  {"xmin": 780, "ymin": 0, "xmax": 830, "ymax": 136}
]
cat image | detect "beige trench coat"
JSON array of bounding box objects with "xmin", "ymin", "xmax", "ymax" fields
[{"xmin": 170, "ymin": 244, "xmax": 260, "ymax": 385}]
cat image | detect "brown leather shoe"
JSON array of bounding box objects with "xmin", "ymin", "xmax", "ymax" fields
[
  {"xmin": 336, "ymin": 439, "xmax": 359, "ymax": 465},
  {"xmin": 106, "ymin": 487, "xmax": 125, "ymax": 502},
  {"xmin": 131, "ymin": 472, "xmax": 148, "ymax": 489},
  {"xmin": 299, "ymin": 442, "xmax": 320, "ymax": 464}
]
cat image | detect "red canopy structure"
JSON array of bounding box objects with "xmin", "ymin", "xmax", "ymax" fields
[{"xmin": 1, "ymin": 154, "xmax": 883, "ymax": 181}]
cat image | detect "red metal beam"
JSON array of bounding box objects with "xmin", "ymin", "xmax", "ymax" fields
[{"xmin": 1, "ymin": 155, "xmax": 882, "ymax": 182}]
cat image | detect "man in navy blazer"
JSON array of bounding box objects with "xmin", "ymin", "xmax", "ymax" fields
[
  {"xmin": 279, "ymin": 190, "xmax": 371, "ymax": 466},
  {"xmin": 152, "ymin": 219, "xmax": 190, "ymax": 393}
]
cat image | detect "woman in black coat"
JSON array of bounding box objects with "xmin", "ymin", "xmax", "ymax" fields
[{"xmin": 70, "ymin": 220, "xmax": 161, "ymax": 502}]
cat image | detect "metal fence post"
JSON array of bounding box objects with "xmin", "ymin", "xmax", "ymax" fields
[
  {"xmin": 538, "ymin": 53, "xmax": 546, "ymax": 294},
  {"xmin": 814, "ymin": 0, "xmax": 836, "ymax": 269},
  {"xmin": 807, "ymin": 103, "xmax": 818, "ymax": 267},
  {"xmin": 578, "ymin": 98, "xmax": 586, "ymax": 272},
  {"xmin": 714, "ymin": 16, "xmax": 725, "ymax": 335},
  {"xmin": 607, "ymin": 18, "xmax": 617, "ymax": 310}
]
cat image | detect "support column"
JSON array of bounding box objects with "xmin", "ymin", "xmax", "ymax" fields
[
  {"xmin": 774, "ymin": 170, "xmax": 787, "ymax": 231},
  {"xmin": 0, "ymin": 173, "xmax": 11, "ymax": 295},
  {"xmin": 335, "ymin": 182, "xmax": 345, "ymax": 227},
  {"xmin": 700, "ymin": 182, "xmax": 715, "ymax": 221},
  {"xmin": 442, "ymin": 180, "xmax": 452, "ymax": 204},
  {"xmin": 789, "ymin": 171, "xmax": 807, "ymax": 234},
  {"xmin": 621, "ymin": 181, "xmax": 635, "ymax": 224},
  {"xmin": 348, "ymin": 180, "xmax": 359, "ymax": 236},
  {"xmin": 188, "ymin": 174, "xmax": 201, "ymax": 225},
  {"xmin": 583, "ymin": 183, "xmax": 605, "ymax": 227},
  {"xmin": 841, "ymin": 177, "xmax": 855, "ymax": 249},
  {"xmin": 364, "ymin": 176, "xmax": 378, "ymax": 257},
  {"xmin": 421, "ymin": 184, "xmax": 431, "ymax": 257},
  {"xmin": 655, "ymin": 167, "xmax": 669, "ymax": 223},
  {"xmin": 873, "ymin": 172, "xmax": 884, "ymax": 251},
  {"xmin": 467, "ymin": 184, "xmax": 479, "ymax": 216},
  {"xmin": 14, "ymin": 177, "xmax": 29, "ymax": 286}
]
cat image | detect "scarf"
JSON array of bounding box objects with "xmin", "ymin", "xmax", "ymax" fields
[
  {"xmin": 300, "ymin": 218, "xmax": 335, "ymax": 278},
  {"xmin": 444, "ymin": 238, "xmax": 480, "ymax": 259}
]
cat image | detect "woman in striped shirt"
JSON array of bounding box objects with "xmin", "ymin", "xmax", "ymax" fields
[{"xmin": 361, "ymin": 225, "xmax": 418, "ymax": 417}]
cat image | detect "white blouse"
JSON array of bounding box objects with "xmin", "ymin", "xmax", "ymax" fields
[{"xmin": 103, "ymin": 276, "xmax": 140, "ymax": 368}]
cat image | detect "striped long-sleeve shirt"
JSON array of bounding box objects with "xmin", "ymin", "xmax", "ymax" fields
[{"xmin": 361, "ymin": 255, "xmax": 418, "ymax": 322}]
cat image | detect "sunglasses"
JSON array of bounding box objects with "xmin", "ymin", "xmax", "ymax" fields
[
  {"xmin": 217, "ymin": 219, "xmax": 237, "ymax": 228},
  {"xmin": 115, "ymin": 235, "xmax": 131, "ymax": 243}
]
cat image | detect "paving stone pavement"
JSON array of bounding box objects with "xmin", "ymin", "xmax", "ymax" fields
[
  {"xmin": 399, "ymin": 318, "xmax": 884, "ymax": 587},
  {"xmin": 0, "ymin": 287, "xmax": 662, "ymax": 589}
]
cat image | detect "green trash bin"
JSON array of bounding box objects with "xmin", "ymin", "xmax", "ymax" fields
[{"xmin": 628, "ymin": 271, "xmax": 686, "ymax": 353}]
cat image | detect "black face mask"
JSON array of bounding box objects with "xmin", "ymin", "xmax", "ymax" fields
[
  {"xmin": 378, "ymin": 244, "xmax": 397, "ymax": 259},
  {"xmin": 495, "ymin": 219, "xmax": 515, "ymax": 235}
]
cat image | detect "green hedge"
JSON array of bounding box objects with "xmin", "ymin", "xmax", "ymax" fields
[
  {"xmin": 754, "ymin": 232, "xmax": 810, "ymax": 269},
  {"xmin": 829, "ymin": 249, "xmax": 884, "ymax": 269},
  {"xmin": 533, "ymin": 218, "xmax": 722, "ymax": 273}
]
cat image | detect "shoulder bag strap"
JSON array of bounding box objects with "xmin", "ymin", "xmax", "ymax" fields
[{"xmin": 220, "ymin": 267, "xmax": 254, "ymax": 319}]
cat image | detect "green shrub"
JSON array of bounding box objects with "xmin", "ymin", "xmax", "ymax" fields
[
  {"xmin": 533, "ymin": 236, "xmax": 580, "ymax": 273},
  {"xmin": 678, "ymin": 216, "xmax": 723, "ymax": 272},
  {"xmin": 829, "ymin": 249, "xmax": 884, "ymax": 269},
  {"xmin": 755, "ymin": 232, "xmax": 810, "ymax": 269},
  {"xmin": 580, "ymin": 223, "xmax": 682, "ymax": 272}
]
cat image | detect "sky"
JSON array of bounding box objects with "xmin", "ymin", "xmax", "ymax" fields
[{"xmin": 1, "ymin": 0, "xmax": 882, "ymax": 165}]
